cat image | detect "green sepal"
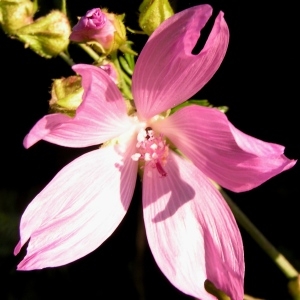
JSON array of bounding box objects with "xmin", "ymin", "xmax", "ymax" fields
[
  {"xmin": 170, "ymin": 99, "xmax": 229, "ymax": 114},
  {"xmin": 119, "ymin": 41, "xmax": 138, "ymax": 56}
]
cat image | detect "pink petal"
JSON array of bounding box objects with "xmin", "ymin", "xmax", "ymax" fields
[
  {"xmin": 154, "ymin": 105, "xmax": 296, "ymax": 192},
  {"xmin": 15, "ymin": 142, "xmax": 138, "ymax": 270},
  {"xmin": 142, "ymin": 151, "xmax": 244, "ymax": 299},
  {"xmin": 132, "ymin": 5, "xmax": 229, "ymax": 120},
  {"xmin": 24, "ymin": 64, "xmax": 132, "ymax": 148}
]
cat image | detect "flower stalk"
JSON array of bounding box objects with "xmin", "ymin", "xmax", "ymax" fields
[
  {"xmin": 58, "ymin": 51, "xmax": 75, "ymax": 66},
  {"xmin": 77, "ymin": 43, "xmax": 101, "ymax": 62},
  {"xmin": 215, "ymin": 183, "xmax": 299, "ymax": 280},
  {"xmin": 61, "ymin": 0, "xmax": 67, "ymax": 15},
  {"xmin": 110, "ymin": 51, "xmax": 133, "ymax": 99}
]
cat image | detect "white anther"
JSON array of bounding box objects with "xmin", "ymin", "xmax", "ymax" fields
[
  {"xmin": 131, "ymin": 153, "xmax": 141, "ymax": 161},
  {"xmin": 150, "ymin": 143, "xmax": 158, "ymax": 150}
]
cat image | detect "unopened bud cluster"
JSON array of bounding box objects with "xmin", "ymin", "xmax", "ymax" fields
[{"xmin": 1, "ymin": 0, "xmax": 70, "ymax": 58}]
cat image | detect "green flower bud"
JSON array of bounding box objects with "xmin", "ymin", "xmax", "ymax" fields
[
  {"xmin": 50, "ymin": 62, "xmax": 119, "ymax": 116},
  {"xmin": 138, "ymin": 0, "xmax": 174, "ymax": 35},
  {"xmin": 15, "ymin": 10, "xmax": 71, "ymax": 58},
  {"xmin": 0, "ymin": 0, "xmax": 36, "ymax": 34},
  {"xmin": 49, "ymin": 76, "xmax": 83, "ymax": 116}
]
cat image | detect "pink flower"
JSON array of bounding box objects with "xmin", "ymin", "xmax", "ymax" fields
[
  {"xmin": 69, "ymin": 8, "xmax": 115, "ymax": 49},
  {"xmin": 15, "ymin": 5, "xmax": 295, "ymax": 300}
]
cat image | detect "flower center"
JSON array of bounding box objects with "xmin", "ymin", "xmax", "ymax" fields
[{"xmin": 131, "ymin": 127, "xmax": 169, "ymax": 177}]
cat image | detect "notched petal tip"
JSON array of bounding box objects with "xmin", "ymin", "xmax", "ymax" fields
[
  {"xmin": 282, "ymin": 157, "xmax": 297, "ymax": 171},
  {"xmin": 133, "ymin": 5, "xmax": 229, "ymax": 119}
]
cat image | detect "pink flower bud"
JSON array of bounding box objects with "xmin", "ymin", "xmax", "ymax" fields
[{"xmin": 70, "ymin": 8, "xmax": 115, "ymax": 50}]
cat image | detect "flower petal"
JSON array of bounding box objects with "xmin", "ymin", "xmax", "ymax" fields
[
  {"xmin": 142, "ymin": 151, "xmax": 244, "ymax": 299},
  {"xmin": 24, "ymin": 64, "xmax": 132, "ymax": 148},
  {"xmin": 154, "ymin": 105, "xmax": 296, "ymax": 192},
  {"xmin": 14, "ymin": 143, "xmax": 138, "ymax": 270},
  {"xmin": 132, "ymin": 5, "xmax": 229, "ymax": 119}
]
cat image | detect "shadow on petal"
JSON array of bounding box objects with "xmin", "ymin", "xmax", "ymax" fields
[{"xmin": 142, "ymin": 152, "xmax": 195, "ymax": 222}]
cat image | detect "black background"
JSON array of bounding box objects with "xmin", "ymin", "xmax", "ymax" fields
[{"xmin": 1, "ymin": 0, "xmax": 299, "ymax": 299}]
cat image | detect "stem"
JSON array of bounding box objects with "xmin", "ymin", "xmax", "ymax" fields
[
  {"xmin": 119, "ymin": 56, "xmax": 133, "ymax": 75},
  {"xmin": 77, "ymin": 43, "xmax": 101, "ymax": 62},
  {"xmin": 120, "ymin": 68, "xmax": 132, "ymax": 85},
  {"xmin": 124, "ymin": 52, "xmax": 135, "ymax": 70},
  {"xmin": 111, "ymin": 52, "xmax": 133, "ymax": 99},
  {"xmin": 215, "ymin": 184, "xmax": 299, "ymax": 279},
  {"xmin": 132, "ymin": 203, "xmax": 146, "ymax": 300},
  {"xmin": 61, "ymin": 0, "xmax": 67, "ymax": 15},
  {"xmin": 243, "ymin": 295, "xmax": 265, "ymax": 300},
  {"xmin": 58, "ymin": 52, "xmax": 74, "ymax": 66}
]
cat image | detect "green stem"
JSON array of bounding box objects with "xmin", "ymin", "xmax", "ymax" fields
[
  {"xmin": 58, "ymin": 52, "xmax": 74, "ymax": 66},
  {"xmin": 119, "ymin": 56, "xmax": 133, "ymax": 75},
  {"xmin": 61, "ymin": 0, "xmax": 67, "ymax": 14},
  {"xmin": 124, "ymin": 52, "xmax": 135, "ymax": 70},
  {"xmin": 77, "ymin": 43, "xmax": 101, "ymax": 62},
  {"xmin": 215, "ymin": 184, "xmax": 299, "ymax": 279},
  {"xmin": 119, "ymin": 65, "xmax": 132, "ymax": 85},
  {"xmin": 111, "ymin": 52, "xmax": 133, "ymax": 100},
  {"xmin": 243, "ymin": 295, "xmax": 264, "ymax": 300},
  {"xmin": 122, "ymin": 71, "xmax": 132, "ymax": 86}
]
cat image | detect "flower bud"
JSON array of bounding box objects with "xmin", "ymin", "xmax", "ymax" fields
[
  {"xmin": 0, "ymin": 0, "xmax": 36, "ymax": 34},
  {"xmin": 49, "ymin": 76, "xmax": 83, "ymax": 116},
  {"xmin": 69, "ymin": 8, "xmax": 126, "ymax": 54},
  {"xmin": 138, "ymin": 0, "xmax": 174, "ymax": 35},
  {"xmin": 15, "ymin": 10, "xmax": 71, "ymax": 58},
  {"xmin": 49, "ymin": 63, "xmax": 118, "ymax": 116}
]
